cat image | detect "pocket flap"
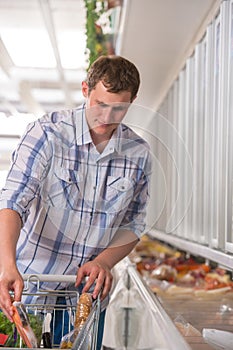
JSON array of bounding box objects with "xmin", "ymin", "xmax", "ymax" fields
[
  {"xmin": 55, "ymin": 167, "xmax": 83, "ymax": 183},
  {"xmin": 107, "ymin": 176, "xmax": 133, "ymax": 192}
]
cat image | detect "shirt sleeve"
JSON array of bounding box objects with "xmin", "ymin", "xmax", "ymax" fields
[
  {"xmin": 119, "ymin": 148, "xmax": 152, "ymax": 238},
  {"xmin": 0, "ymin": 119, "xmax": 51, "ymax": 224}
]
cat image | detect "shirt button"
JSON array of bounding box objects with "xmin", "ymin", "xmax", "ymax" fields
[
  {"xmin": 93, "ymin": 186, "xmax": 96, "ymax": 190},
  {"xmin": 22, "ymin": 196, "xmax": 27, "ymax": 204}
]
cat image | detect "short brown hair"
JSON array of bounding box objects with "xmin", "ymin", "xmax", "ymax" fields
[{"xmin": 86, "ymin": 55, "xmax": 140, "ymax": 101}]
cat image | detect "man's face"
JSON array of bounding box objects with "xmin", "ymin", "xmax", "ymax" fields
[{"xmin": 82, "ymin": 81, "xmax": 133, "ymax": 139}]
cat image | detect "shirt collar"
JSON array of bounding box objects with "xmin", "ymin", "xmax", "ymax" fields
[
  {"xmin": 109, "ymin": 125, "xmax": 122, "ymax": 153},
  {"xmin": 76, "ymin": 103, "xmax": 92, "ymax": 145}
]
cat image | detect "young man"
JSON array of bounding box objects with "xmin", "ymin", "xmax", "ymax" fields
[{"xmin": 0, "ymin": 55, "xmax": 151, "ymax": 348}]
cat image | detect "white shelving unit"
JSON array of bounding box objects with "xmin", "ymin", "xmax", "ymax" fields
[{"xmin": 154, "ymin": 0, "xmax": 233, "ymax": 266}]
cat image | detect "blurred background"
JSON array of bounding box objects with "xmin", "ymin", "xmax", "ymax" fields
[
  {"xmin": 0, "ymin": 0, "xmax": 220, "ymax": 187},
  {"xmin": 1, "ymin": 3, "xmax": 233, "ymax": 348}
]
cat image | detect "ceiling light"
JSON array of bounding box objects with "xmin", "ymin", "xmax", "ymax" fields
[
  {"xmin": 58, "ymin": 30, "xmax": 87, "ymax": 69},
  {"xmin": 1, "ymin": 28, "xmax": 56, "ymax": 68}
]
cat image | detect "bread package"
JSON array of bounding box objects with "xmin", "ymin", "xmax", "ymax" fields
[{"xmin": 60, "ymin": 293, "xmax": 93, "ymax": 349}]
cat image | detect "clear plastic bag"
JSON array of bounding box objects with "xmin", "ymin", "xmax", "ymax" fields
[
  {"xmin": 12, "ymin": 301, "xmax": 38, "ymax": 348},
  {"xmin": 174, "ymin": 314, "xmax": 201, "ymax": 337},
  {"xmin": 202, "ymin": 328, "xmax": 233, "ymax": 350},
  {"xmin": 60, "ymin": 293, "xmax": 93, "ymax": 349}
]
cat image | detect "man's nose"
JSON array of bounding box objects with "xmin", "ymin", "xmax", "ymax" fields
[{"xmin": 102, "ymin": 107, "xmax": 113, "ymax": 124}]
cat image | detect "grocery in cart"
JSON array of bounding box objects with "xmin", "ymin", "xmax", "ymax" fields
[{"xmin": 0, "ymin": 274, "xmax": 101, "ymax": 350}]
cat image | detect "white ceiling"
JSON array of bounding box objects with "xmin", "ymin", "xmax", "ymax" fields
[
  {"xmin": 0, "ymin": 0, "xmax": 222, "ymax": 121},
  {"xmin": 0, "ymin": 0, "xmax": 87, "ymax": 118},
  {"xmin": 118, "ymin": 0, "xmax": 221, "ymax": 110}
]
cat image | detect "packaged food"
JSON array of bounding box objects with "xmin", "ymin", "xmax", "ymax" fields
[
  {"xmin": 12, "ymin": 301, "xmax": 38, "ymax": 348},
  {"xmin": 151, "ymin": 264, "xmax": 177, "ymax": 282},
  {"xmin": 74, "ymin": 293, "xmax": 92, "ymax": 331},
  {"xmin": 42, "ymin": 312, "xmax": 52, "ymax": 348},
  {"xmin": 60, "ymin": 293, "xmax": 93, "ymax": 349}
]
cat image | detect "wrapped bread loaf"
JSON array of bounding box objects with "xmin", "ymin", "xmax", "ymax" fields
[
  {"xmin": 74, "ymin": 293, "xmax": 93, "ymax": 331},
  {"xmin": 60, "ymin": 293, "xmax": 93, "ymax": 349}
]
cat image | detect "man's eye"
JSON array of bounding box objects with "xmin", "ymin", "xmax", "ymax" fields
[
  {"xmin": 113, "ymin": 106, "xmax": 127, "ymax": 112},
  {"xmin": 99, "ymin": 103, "xmax": 108, "ymax": 108}
]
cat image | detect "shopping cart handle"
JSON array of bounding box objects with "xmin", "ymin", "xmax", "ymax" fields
[{"xmin": 22, "ymin": 274, "xmax": 77, "ymax": 284}]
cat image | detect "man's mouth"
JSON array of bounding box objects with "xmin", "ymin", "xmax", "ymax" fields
[{"xmin": 98, "ymin": 122, "xmax": 111, "ymax": 127}]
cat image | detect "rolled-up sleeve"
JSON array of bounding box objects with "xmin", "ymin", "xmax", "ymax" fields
[{"xmin": 0, "ymin": 120, "xmax": 51, "ymax": 224}]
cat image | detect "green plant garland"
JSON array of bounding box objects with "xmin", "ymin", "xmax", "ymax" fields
[{"xmin": 84, "ymin": 0, "xmax": 108, "ymax": 68}]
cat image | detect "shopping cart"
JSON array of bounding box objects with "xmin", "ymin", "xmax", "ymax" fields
[{"xmin": 3, "ymin": 274, "xmax": 101, "ymax": 350}]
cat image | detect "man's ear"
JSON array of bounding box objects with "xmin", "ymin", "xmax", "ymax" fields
[
  {"xmin": 82, "ymin": 81, "xmax": 89, "ymax": 98},
  {"xmin": 131, "ymin": 95, "xmax": 137, "ymax": 103}
]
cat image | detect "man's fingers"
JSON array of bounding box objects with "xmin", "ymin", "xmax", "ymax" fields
[
  {"xmin": 0, "ymin": 289, "xmax": 14, "ymax": 321},
  {"xmin": 92, "ymin": 270, "xmax": 113, "ymax": 300},
  {"xmin": 13, "ymin": 280, "xmax": 23, "ymax": 301},
  {"xmin": 75, "ymin": 261, "xmax": 113, "ymax": 299},
  {"xmin": 82, "ymin": 269, "xmax": 102, "ymax": 294},
  {"xmin": 76, "ymin": 265, "xmax": 93, "ymax": 287},
  {"xmin": 0, "ymin": 275, "xmax": 23, "ymax": 322},
  {"xmin": 91, "ymin": 270, "xmax": 106, "ymax": 299},
  {"xmin": 75, "ymin": 270, "xmax": 84, "ymax": 287},
  {"xmin": 1, "ymin": 304, "xmax": 14, "ymax": 322},
  {"xmin": 99, "ymin": 274, "xmax": 112, "ymax": 300}
]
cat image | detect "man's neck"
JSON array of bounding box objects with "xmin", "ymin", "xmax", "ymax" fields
[{"xmin": 90, "ymin": 131, "xmax": 113, "ymax": 153}]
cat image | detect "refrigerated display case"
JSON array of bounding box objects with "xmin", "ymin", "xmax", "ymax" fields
[
  {"xmin": 159, "ymin": 292, "xmax": 233, "ymax": 350},
  {"xmin": 102, "ymin": 259, "xmax": 192, "ymax": 350},
  {"xmin": 102, "ymin": 235, "xmax": 233, "ymax": 350},
  {"xmin": 116, "ymin": 235, "xmax": 233, "ymax": 350}
]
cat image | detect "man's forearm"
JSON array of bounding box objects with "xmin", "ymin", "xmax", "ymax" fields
[
  {"xmin": 94, "ymin": 230, "xmax": 139, "ymax": 270},
  {"xmin": 0, "ymin": 209, "xmax": 23, "ymax": 321},
  {"xmin": 0, "ymin": 209, "xmax": 21, "ymax": 268}
]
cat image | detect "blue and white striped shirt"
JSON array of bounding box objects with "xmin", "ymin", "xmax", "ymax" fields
[{"xmin": 0, "ymin": 104, "xmax": 151, "ymax": 292}]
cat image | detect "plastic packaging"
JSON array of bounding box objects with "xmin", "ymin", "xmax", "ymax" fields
[
  {"xmin": 12, "ymin": 301, "xmax": 38, "ymax": 348},
  {"xmin": 151, "ymin": 264, "xmax": 177, "ymax": 282},
  {"xmin": 60, "ymin": 293, "xmax": 92, "ymax": 349},
  {"xmin": 202, "ymin": 328, "xmax": 233, "ymax": 350},
  {"xmin": 174, "ymin": 315, "xmax": 201, "ymax": 337},
  {"xmin": 42, "ymin": 312, "xmax": 52, "ymax": 348}
]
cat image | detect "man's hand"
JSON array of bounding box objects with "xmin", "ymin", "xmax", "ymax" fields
[
  {"xmin": 0, "ymin": 268, "xmax": 24, "ymax": 321},
  {"xmin": 75, "ymin": 236, "xmax": 138, "ymax": 300},
  {"xmin": 75, "ymin": 260, "xmax": 113, "ymax": 301}
]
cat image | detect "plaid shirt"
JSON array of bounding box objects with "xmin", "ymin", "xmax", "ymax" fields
[{"xmin": 0, "ymin": 104, "xmax": 151, "ymax": 292}]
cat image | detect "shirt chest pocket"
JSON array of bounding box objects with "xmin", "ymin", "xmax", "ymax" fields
[
  {"xmin": 104, "ymin": 176, "xmax": 134, "ymax": 212},
  {"xmin": 43, "ymin": 167, "xmax": 83, "ymax": 209}
]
